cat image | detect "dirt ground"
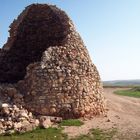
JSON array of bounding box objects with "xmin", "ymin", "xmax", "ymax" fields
[{"xmin": 64, "ymin": 88, "xmax": 140, "ymax": 139}]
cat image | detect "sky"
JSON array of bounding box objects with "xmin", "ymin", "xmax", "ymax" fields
[{"xmin": 0, "ymin": 0, "xmax": 140, "ymax": 81}]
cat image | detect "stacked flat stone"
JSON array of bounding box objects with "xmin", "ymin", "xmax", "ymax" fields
[{"xmin": 0, "ymin": 4, "xmax": 105, "ymax": 119}]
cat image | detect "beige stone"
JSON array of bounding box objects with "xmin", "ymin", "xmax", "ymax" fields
[
  {"xmin": 50, "ymin": 108, "xmax": 57, "ymax": 114},
  {"xmin": 39, "ymin": 116, "xmax": 52, "ymax": 128}
]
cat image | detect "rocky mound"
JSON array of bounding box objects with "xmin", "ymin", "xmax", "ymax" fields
[
  {"xmin": 0, "ymin": 4, "xmax": 105, "ymax": 120},
  {"xmin": 0, "ymin": 103, "xmax": 39, "ymax": 134},
  {"xmin": 0, "ymin": 102, "xmax": 62, "ymax": 135}
]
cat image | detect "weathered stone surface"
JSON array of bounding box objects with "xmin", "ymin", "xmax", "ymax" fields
[
  {"xmin": 0, "ymin": 3, "xmax": 105, "ymax": 120},
  {"xmin": 39, "ymin": 116, "xmax": 52, "ymax": 128},
  {"xmin": 0, "ymin": 84, "xmax": 24, "ymax": 107}
]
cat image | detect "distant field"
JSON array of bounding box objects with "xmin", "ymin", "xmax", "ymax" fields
[
  {"xmin": 103, "ymin": 79, "xmax": 140, "ymax": 87},
  {"xmin": 114, "ymin": 87, "xmax": 140, "ymax": 98}
]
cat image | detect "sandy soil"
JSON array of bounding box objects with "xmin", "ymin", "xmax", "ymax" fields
[{"xmin": 63, "ymin": 88, "xmax": 140, "ymax": 139}]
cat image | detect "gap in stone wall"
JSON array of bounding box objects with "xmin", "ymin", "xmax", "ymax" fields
[{"xmin": 0, "ymin": 5, "xmax": 70, "ymax": 83}]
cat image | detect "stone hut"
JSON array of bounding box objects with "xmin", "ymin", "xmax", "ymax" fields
[{"xmin": 0, "ymin": 4, "xmax": 105, "ymax": 119}]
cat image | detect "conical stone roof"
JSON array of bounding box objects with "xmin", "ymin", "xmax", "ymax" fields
[{"xmin": 0, "ymin": 4, "xmax": 105, "ymax": 119}]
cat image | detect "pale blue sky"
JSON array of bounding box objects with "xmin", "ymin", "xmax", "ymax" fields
[{"xmin": 0, "ymin": 0, "xmax": 140, "ymax": 81}]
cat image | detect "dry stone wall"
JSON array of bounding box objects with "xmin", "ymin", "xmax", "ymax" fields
[{"xmin": 0, "ymin": 4, "xmax": 105, "ymax": 120}]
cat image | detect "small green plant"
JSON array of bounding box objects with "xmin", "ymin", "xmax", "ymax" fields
[{"xmin": 60, "ymin": 119, "xmax": 84, "ymax": 126}]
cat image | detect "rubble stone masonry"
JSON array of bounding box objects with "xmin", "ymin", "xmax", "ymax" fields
[{"xmin": 0, "ymin": 4, "xmax": 105, "ymax": 119}]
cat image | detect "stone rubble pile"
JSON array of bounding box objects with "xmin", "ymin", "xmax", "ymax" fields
[
  {"xmin": 0, "ymin": 103, "xmax": 39, "ymax": 134},
  {"xmin": 0, "ymin": 103, "xmax": 62, "ymax": 134}
]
